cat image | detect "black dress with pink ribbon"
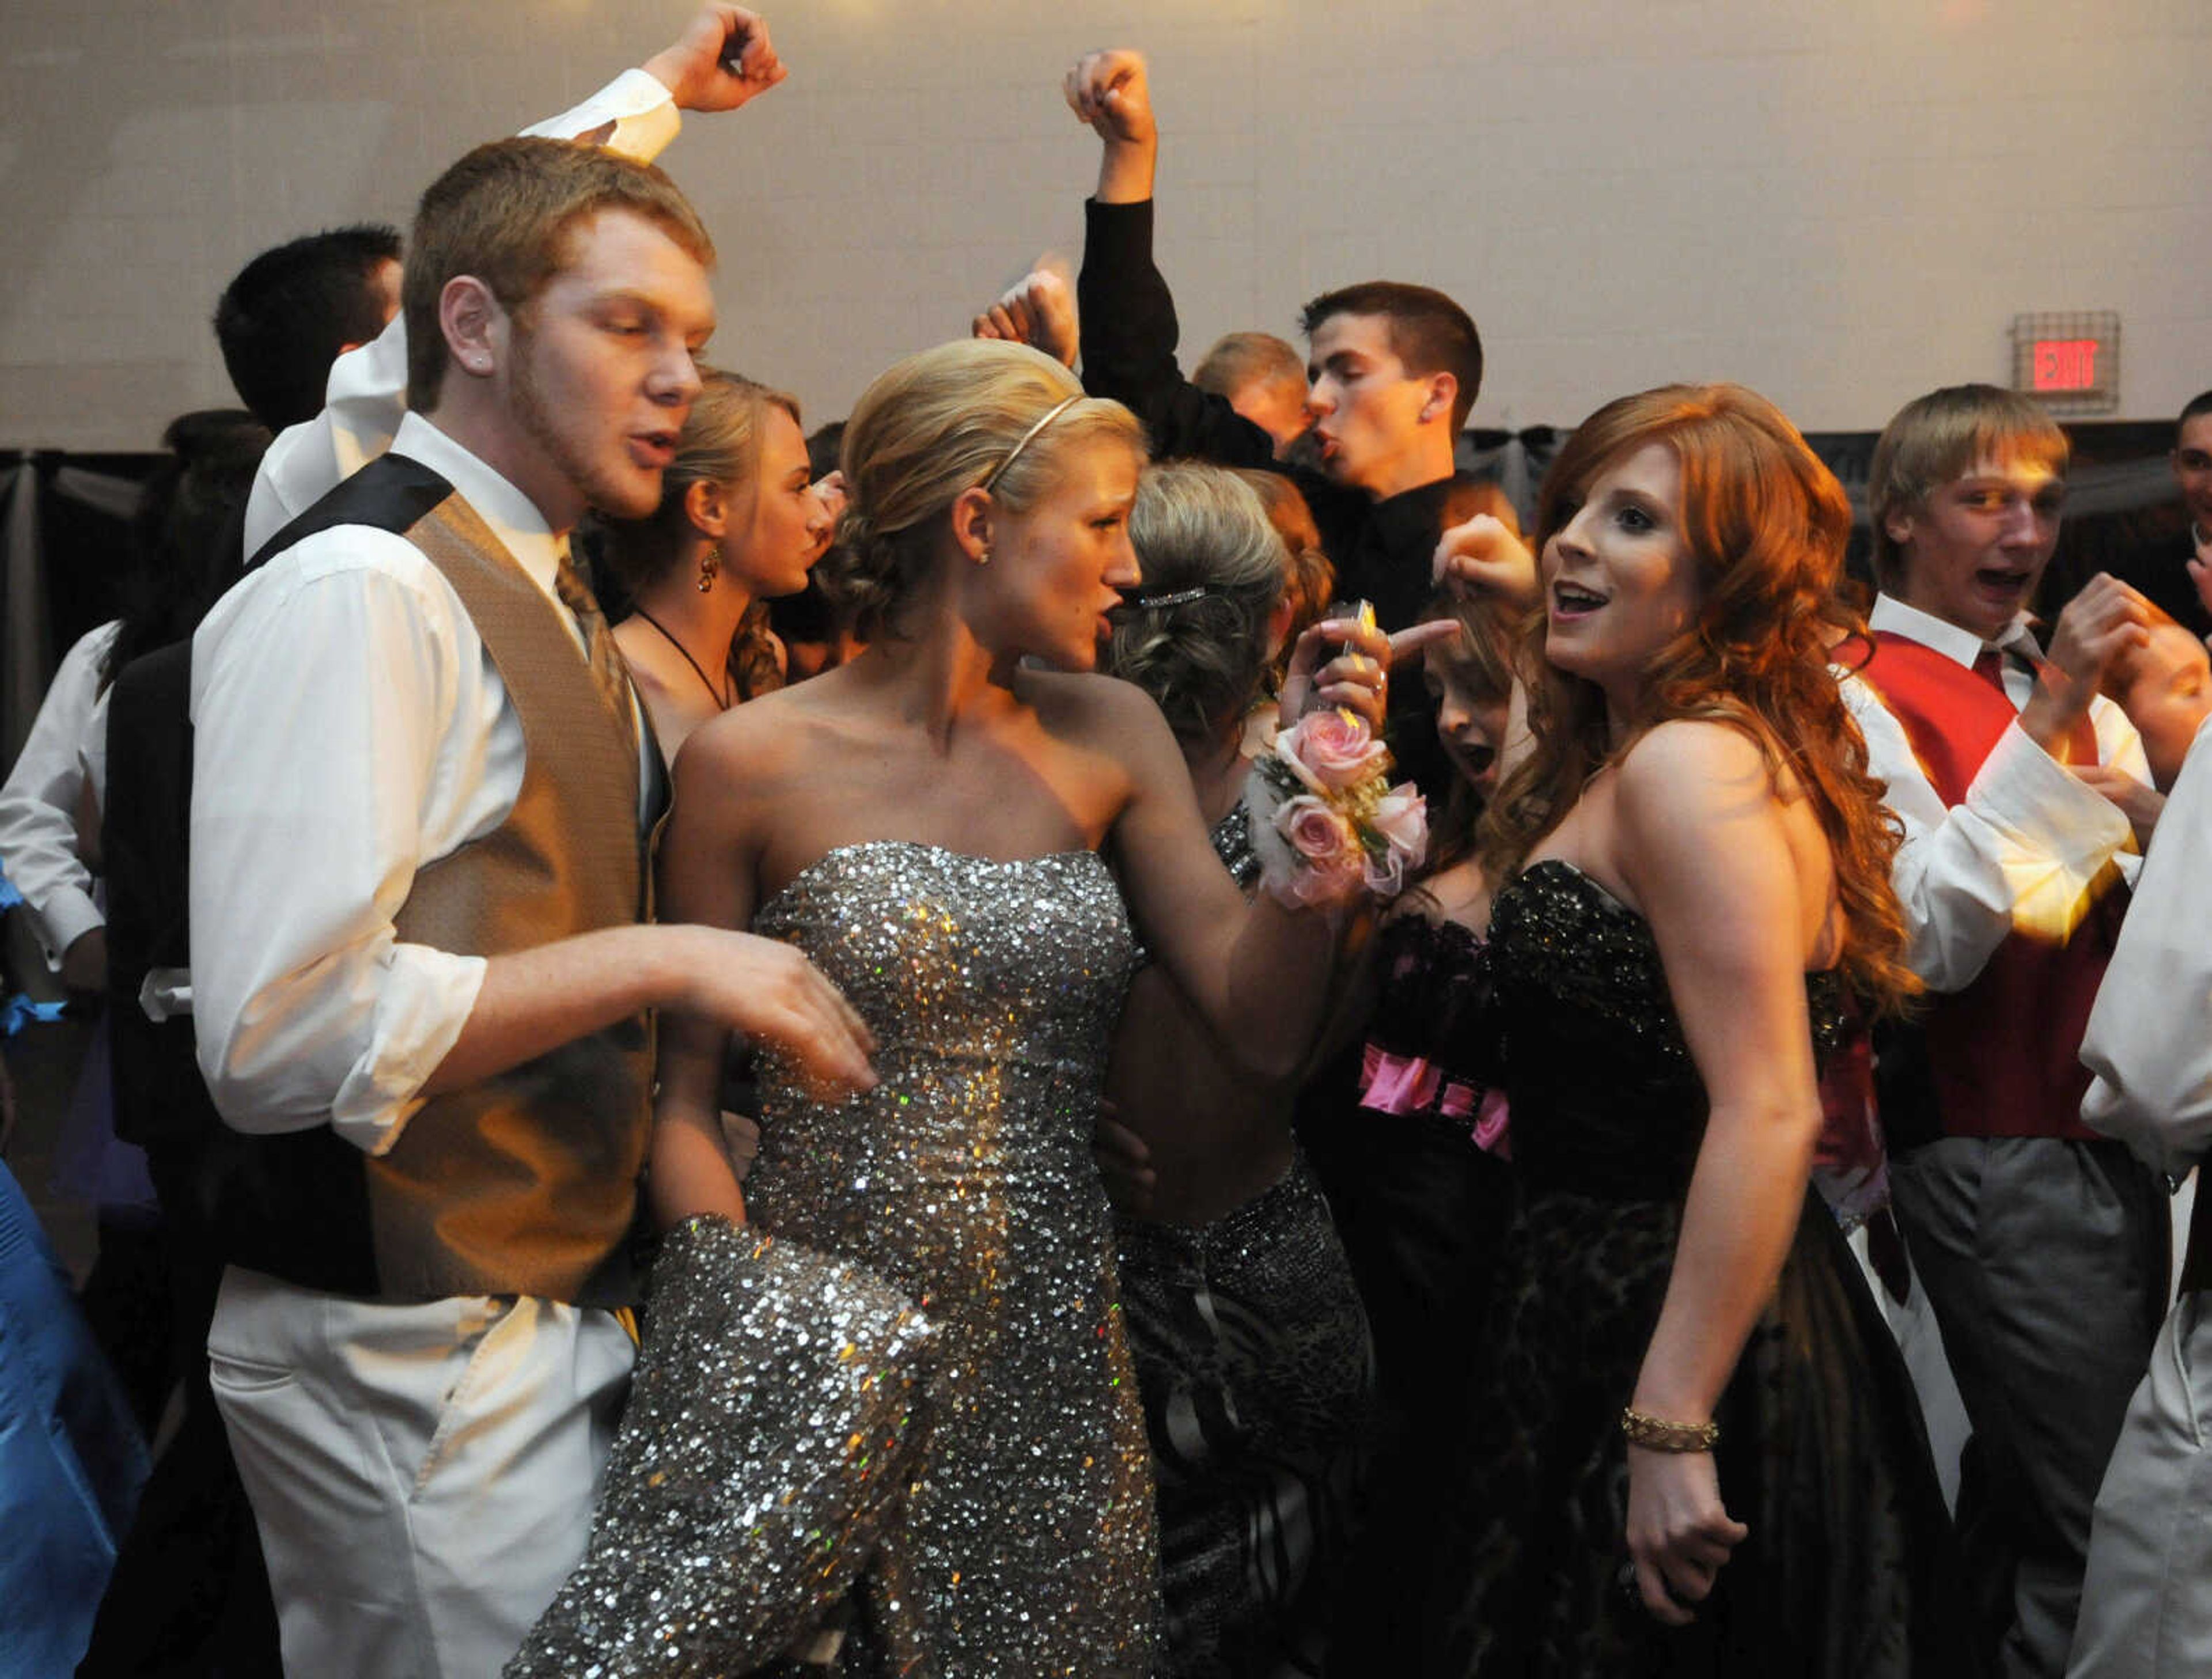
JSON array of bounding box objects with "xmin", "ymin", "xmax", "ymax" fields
[{"xmin": 1425, "ymin": 861, "xmax": 1976, "ymax": 1678}]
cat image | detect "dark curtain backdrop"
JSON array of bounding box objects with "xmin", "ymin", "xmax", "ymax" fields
[{"xmin": 2, "ymin": 422, "xmax": 2191, "ymax": 763}]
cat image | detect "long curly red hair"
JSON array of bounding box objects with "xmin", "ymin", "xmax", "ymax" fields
[{"xmin": 1479, "ymin": 383, "xmax": 1916, "ymax": 1016}]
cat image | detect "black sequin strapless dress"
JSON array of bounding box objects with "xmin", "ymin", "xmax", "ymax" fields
[{"xmin": 1427, "ymin": 862, "xmax": 1972, "ymax": 1678}]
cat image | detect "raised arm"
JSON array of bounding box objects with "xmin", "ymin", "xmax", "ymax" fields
[
  {"xmin": 244, "ymin": 4, "xmax": 789, "ymax": 553},
  {"xmin": 1090, "ymin": 679, "xmax": 1339, "ymax": 1078},
  {"xmin": 971, "ymin": 257, "xmax": 1079, "ymax": 369},
  {"xmin": 1063, "ymin": 50, "xmax": 1281, "ymax": 471},
  {"xmin": 1842, "ymin": 589, "xmax": 2146, "ymax": 994},
  {"xmin": 1606, "ymin": 721, "xmax": 1825, "ymax": 1623}
]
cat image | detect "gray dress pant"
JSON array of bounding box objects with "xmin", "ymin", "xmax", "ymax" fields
[
  {"xmin": 2068, "ymin": 1290, "xmax": 2212, "ymax": 1678},
  {"xmin": 1889, "ymin": 1136, "xmax": 2168, "ymax": 1679}
]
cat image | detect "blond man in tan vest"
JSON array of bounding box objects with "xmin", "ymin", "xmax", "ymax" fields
[{"xmin": 187, "ymin": 13, "xmax": 874, "ymax": 1675}]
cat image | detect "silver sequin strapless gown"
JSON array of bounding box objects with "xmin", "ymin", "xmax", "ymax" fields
[{"xmin": 748, "ymin": 842, "xmax": 1160, "ymax": 1676}]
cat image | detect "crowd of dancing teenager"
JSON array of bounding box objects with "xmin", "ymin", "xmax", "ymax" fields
[{"xmin": 9, "ymin": 9, "xmax": 2212, "ymax": 1678}]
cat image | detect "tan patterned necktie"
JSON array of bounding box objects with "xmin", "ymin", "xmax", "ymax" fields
[{"xmin": 551, "ymin": 540, "xmax": 642, "ymax": 782}]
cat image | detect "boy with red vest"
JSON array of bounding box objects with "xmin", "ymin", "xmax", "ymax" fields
[{"xmin": 1840, "ymin": 383, "xmax": 2169, "ymax": 1679}]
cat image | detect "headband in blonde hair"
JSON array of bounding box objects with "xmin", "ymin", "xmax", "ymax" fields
[{"xmin": 979, "ymin": 395, "xmax": 1084, "ymax": 493}]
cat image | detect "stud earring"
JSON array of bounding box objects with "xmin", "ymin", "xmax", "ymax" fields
[
  {"xmin": 697, "ymin": 547, "xmax": 720, "ymax": 592},
  {"xmin": 976, "ymin": 544, "xmax": 992, "ymax": 566}
]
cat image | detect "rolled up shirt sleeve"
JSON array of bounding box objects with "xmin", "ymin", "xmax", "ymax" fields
[
  {"xmin": 1842, "ymin": 672, "xmax": 2135, "ymax": 994},
  {"xmin": 2081, "ymin": 714, "xmax": 2212, "ymax": 1177},
  {"xmin": 0, "ymin": 621, "xmax": 119, "ymax": 969},
  {"xmin": 188, "ymin": 537, "xmax": 487, "ymax": 1153}
]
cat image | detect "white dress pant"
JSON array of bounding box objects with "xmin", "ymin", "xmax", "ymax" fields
[
  {"xmin": 208, "ymin": 1265, "xmax": 634, "ymax": 1678},
  {"xmin": 2069, "ymin": 1291, "xmax": 2212, "ymax": 1679}
]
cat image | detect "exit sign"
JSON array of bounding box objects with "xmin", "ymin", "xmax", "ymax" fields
[
  {"xmin": 2032, "ymin": 339, "xmax": 2100, "ymax": 392},
  {"xmin": 2011, "ymin": 312, "xmax": 2120, "ymax": 413}
]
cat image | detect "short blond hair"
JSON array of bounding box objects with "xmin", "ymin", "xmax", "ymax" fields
[
  {"xmin": 1868, "ymin": 384, "xmax": 2068, "ymax": 590},
  {"xmin": 835, "ymin": 340, "xmax": 1145, "ymax": 637},
  {"xmin": 1194, "ymin": 332, "xmax": 1306, "ymax": 411},
  {"xmin": 403, "ymin": 137, "xmax": 714, "ymax": 410}
]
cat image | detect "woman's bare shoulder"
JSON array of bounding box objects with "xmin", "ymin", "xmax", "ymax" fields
[
  {"xmin": 1613, "ymin": 718, "xmax": 1780, "ymax": 816},
  {"xmin": 669, "ymin": 680, "xmax": 855, "ymax": 801},
  {"xmin": 1018, "ymin": 666, "xmax": 1159, "ymax": 734}
]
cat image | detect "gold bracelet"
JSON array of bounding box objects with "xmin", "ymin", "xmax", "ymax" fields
[{"xmin": 1620, "ymin": 1406, "xmax": 1719, "ymax": 1453}]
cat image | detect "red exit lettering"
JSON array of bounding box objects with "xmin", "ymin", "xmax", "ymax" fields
[{"xmin": 2033, "ymin": 339, "xmax": 2100, "ymax": 392}]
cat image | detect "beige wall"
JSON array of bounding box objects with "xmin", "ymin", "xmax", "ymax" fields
[{"xmin": 2, "ymin": 0, "xmax": 2206, "ymax": 450}]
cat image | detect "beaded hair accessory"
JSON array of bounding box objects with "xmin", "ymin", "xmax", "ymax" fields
[
  {"xmin": 1111, "ymin": 583, "xmax": 1232, "ymax": 614},
  {"xmin": 979, "ymin": 395, "xmax": 1084, "ymax": 492}
]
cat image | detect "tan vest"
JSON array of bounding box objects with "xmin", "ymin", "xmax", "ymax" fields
[{"xmin": 363, "ymin": 491, "xmax": 654, "ymax": 1305}]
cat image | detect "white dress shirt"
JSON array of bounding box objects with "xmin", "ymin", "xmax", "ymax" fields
[
  {"xmin": 0, "ymin": 619, "xmax": 118, "ymax": 968},
  {"xmin": 241, "ymin": 67, "xmax": 681, "ymax": 557},
  {"xmin": 1838, "ymin": 593, "xmax": 2147, "ymax": 993},
  {"xmin": 2081, "ymin": 714, "xmax": 2212, "ymax": 1177},
  {"xmin": 191, "ymin": 416, "xmax": 607, "ymax": 1154}
]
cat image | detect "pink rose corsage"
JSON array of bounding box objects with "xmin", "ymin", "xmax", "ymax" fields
[{"xmin": 1247, "ymin": 711, "xmax": 1429, "ymax": 908}]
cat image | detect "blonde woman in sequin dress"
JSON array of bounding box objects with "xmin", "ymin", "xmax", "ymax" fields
[{"xmin": 646, "ymin": 340, "xmax": 1392, "ymax": 1676}]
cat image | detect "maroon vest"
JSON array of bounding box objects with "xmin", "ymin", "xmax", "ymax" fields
[{"xmin": 1846, "ymin": 630, "xmax": 2128, "ymax": 1142}]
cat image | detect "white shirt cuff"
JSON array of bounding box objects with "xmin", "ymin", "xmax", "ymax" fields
[
  {"xmin": 1967, "ymin": 720, "xmax": 2131, "ymax": 874},
  {"xmin": 139, "ymin": 968, "xmax": 192, "ymax": 1022},
  {"xmin": 32, "ymin": 889, "xmax": 105, "ymax": 972},
  {"xmin": 329, "ymin": 947, "xmax": 487, "ymax": 1156},
  {"xmin": 519, "ymin": 67, "xmax": 681, "ymax": 163},
  {"xmin": 2082, "ymin": 1074, "xmax": 2202, "ymax": 1181}
]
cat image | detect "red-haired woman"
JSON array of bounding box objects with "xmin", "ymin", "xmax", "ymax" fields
[{"xmin": 1426, "ymin": 385, "xmax": 1972, "ymax": 1676}]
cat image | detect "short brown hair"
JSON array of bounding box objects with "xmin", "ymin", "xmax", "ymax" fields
[
  {"xmin": 403, "ymin": 136, "xmax": 714, "ymax": 410},
  {"xmin": 1299, "ymin": 281, "xmax": 1483, "ymax": 432},
  {"xmin": 1438, "ymin": 472, "xmax": 1521, "ymax": 539},
  {"xmin": 1867, "ymin": 384, "xmax": 2067, "ymax": 590}
]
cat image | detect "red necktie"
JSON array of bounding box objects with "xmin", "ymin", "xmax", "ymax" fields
[{"xmin": 1972, "ymin": 647, "xmax": 2008, "ymax": 695}]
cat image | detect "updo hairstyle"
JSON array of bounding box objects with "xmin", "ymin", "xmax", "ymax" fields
[
  {"xmin": 1104, "ymin": 462, "xmax": 1287, "ymax": 746},
  {"xmin": 835, "ymin": 340, "xmax": 1144, "ymax": 638}
]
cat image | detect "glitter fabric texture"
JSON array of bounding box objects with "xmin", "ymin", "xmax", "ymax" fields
[
  {"xmin": 747, "ymin": 840, "xmax": 1160, "ymax": 1676},
  {"xmin": 506, "ymin": 1215, "xmax": 937, "ymax": 1678}
]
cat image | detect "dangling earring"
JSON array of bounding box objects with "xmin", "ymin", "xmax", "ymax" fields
[{"xmin": 697, "ymin": 545, "xmax": 720, "ymax": 592}]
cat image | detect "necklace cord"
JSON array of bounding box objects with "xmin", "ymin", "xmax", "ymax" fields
[{"xmin": 632, "ymin": 605, "xmax": 734, "ymax": 711}]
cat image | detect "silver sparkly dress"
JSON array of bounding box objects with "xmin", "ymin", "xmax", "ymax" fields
[{"xmin": 748, "ymin": 841, "xmax": 1160, "ymax": 1676}]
